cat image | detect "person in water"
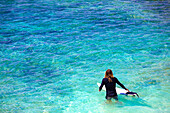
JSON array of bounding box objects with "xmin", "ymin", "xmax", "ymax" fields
[{"xmin": 99, "ymin": 69, "xmax": 129, "ymax": 102}]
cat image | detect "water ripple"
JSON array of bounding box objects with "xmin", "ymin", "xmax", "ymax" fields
[{"xmin": 0, "ymin": 0, "xmax": 169, "ymax": 112}]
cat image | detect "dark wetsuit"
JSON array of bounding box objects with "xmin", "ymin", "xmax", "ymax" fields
[{"xmin": 99, "ymin": 77, "xmax": 127, "ymax": 99}]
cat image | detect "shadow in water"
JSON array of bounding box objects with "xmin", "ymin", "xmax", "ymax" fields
[{"xmin": 116, "ymin": 96, "xmax": 152, "ymax": 108}]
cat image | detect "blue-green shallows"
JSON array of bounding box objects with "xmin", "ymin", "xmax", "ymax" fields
[{"xmin": 0, "ymin": 0, "xmax": 169, "ymax": 112}]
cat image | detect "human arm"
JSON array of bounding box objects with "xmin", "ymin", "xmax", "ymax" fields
[
  {"xmin": 99, "ymin": 79, "xmax": 105, "ymax": 92},
  {"xmin": 116, "ymin": 78, "xmax": 129, "ymax": 92}
]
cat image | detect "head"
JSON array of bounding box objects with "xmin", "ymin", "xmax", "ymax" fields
[{"xmin": 105, "ymin": 69, "xmax": 114, "ymax": 82}]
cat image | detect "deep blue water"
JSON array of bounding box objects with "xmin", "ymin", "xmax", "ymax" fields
[{"xmin": 0, "ymin": 0, "xmax": 169, "ymax": 112}]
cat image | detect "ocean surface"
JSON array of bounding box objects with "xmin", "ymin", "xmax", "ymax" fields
[{"xmin": 0, "ymin": 0, "xmax": 169, "ymax": 112}]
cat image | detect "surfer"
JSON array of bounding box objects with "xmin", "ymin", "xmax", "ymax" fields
[{"xmin": 99, "ymin": 69, "xmax": 130, "ymax": 102}]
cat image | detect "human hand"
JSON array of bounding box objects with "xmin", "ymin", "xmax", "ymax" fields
[{"xmin": 126, "ymin": 89, "xmax": 130, "ymax": 92}]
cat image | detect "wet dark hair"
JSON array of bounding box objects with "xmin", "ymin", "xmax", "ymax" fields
[{"xmin": 105, "ymin": 69, "xmax": 114, "ymax": 82}]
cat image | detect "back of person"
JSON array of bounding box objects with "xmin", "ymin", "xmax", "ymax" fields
[
  {"xmin": 104, "ymin": 77, "xmax": 117, "ymax": 90},
  {"xmin": 99, "ymin": 69, "xmax": 129, "ymax": 102},
  {"xmin": 102, "ymin": 77, "xmax": 117, "ymax": 97}
]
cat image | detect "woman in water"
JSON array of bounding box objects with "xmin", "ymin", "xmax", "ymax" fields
[{"xmin": 99, "ymin": 69, "xmax": 129, "ymax": 102}]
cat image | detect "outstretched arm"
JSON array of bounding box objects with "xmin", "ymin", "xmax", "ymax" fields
[{"xmin": 116, "ymin": 78, "xmax": 130, "ymax": 92}]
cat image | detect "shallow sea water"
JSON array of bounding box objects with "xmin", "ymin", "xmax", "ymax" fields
[{"xmin": 0, "ymin": 0, "xmax": 169, "ymax": 113}]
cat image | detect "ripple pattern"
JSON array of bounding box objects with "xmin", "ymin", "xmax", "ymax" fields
[{"xmin": 0, "ymin": 0, "xmax": 169, "ymax": 112}]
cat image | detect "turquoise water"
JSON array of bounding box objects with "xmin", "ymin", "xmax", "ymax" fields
[{"xmin": 0, "ymin": 0, "xmax": 169, "ymax": 112}]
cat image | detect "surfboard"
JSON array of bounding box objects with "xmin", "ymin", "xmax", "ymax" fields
[{"xmin": 97, "ymin": 83, "xmax": 139, "ymax": 97}]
